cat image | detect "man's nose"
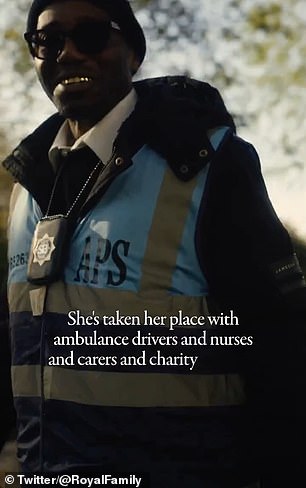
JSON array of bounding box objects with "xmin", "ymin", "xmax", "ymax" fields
[{"xmin": 56, "ymin": 37, "xmax": 86, "ymax": 63}]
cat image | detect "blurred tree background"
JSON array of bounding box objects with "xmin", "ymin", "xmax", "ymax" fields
[{"xmin": 0, "ymin": 0, "xmax": 305, "ymax": 278}]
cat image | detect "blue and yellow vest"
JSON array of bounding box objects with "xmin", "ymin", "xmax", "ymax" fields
[{"xmin": 7, "ymin": 129, "xmax": 247, "ymax": 480}]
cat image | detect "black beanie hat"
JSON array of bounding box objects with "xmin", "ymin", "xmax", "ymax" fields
[{"xmin": 26, "ymin": 0, "xmax": 146, "ymax": 64}]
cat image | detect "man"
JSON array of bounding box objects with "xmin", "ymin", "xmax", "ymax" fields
[{"xmin": 2, "ymin": 0, "xmax": 306, "ymax": 486}]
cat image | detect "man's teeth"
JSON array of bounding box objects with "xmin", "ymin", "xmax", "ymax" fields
[{"xmin": 61, "ymin": 77, "xmax": 91, "ymax": 85}]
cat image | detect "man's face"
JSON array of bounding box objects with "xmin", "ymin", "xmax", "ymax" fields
[{"xmin": 34, "ymin": 0, "xmax": 139, "ymax": 123}]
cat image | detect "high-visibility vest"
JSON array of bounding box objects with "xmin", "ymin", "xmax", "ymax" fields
[{"xmin": 7, "ymin": 129, "xmax": 246, "ymax": 474}]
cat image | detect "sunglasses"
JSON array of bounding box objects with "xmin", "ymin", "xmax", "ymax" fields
[{"xmin": 24, "ymin": 20, "xmax": 120, "ymax": 60}]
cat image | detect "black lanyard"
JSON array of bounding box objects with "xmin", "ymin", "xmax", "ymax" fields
[{"xmin": 27, "ymin": 146, "xmax": 104, "ymax": 285}]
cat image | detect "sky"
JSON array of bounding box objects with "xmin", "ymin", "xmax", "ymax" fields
[{"xmin": 0, "ymin": 0, "xmax": 305, "ymax": 238}]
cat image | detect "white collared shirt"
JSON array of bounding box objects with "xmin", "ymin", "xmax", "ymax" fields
[{"xmin": 49, "ymin": 88, "xmax": 138, "ymax": 166}]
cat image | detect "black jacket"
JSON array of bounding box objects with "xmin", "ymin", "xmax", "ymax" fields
[{"xmin": 0, "ymin": 291, "xmax": 15, "ymax": 451}]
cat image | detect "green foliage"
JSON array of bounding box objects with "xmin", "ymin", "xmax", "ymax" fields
[
  {"xmin": 5, "ymin": 27, "xmax": 31, "ymax": 75},
  {"xmin": 134, "ymin": 0, "xmax": 152, "ymax": 8},
  {"xmin": 248, "ymin": 3, "xmax": 282, "ymax": 33},
  {"xmin": 245, "ymin": 1, "xmax": 306, "ymax": 86}
]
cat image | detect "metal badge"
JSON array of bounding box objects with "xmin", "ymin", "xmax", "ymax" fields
[
  {"xmin": 27, "ymin": 215, "xmax": 69, "ymax": 285},
  {"xmin": 32, "ymin": 233, "xmax": 56, "ymax": 266}
]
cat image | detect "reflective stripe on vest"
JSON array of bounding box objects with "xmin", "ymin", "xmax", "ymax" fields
[{"xmin": 12, "ymin": 365, "xmax": 244, "ymax": 407}]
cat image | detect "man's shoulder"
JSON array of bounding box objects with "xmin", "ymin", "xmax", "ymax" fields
[
  {"xmin": 134, "ymin": 76, "xmax": 259, "ymax": 161},
  {"xmin": 222, "ymin": 134, "xmax": 263, "ymax": 182},
  {"xmin": 134, "ymin": 75, "xmax": 236, "ymax": 130},
  {"xmin": 128, "ymin": 76, "xmax": 238, "ymax": 179},
  {"xmin": 134, "ymin": 75, "xmax": 221, "ymax": 96},
  {"xmin": 2, "ymin": 113, "xmax": 63, "ymax": 181}
]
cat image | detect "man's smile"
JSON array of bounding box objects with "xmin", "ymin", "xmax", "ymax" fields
[
  {"xmin": 61, "ymin": 76, "xmax": 92, "ymax": 85},
  {"xmin": 53, "ymin": 75, "xmax": 94, "ymax": 95}
]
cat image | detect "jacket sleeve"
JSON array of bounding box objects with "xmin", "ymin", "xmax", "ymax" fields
[
  {"xmin": 228, "ymin": 136, "xmax": 306, "ymax": 479},
  {"xmin": 199, "ymin": 133, "xmax": 306, "ymax": 479}
]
